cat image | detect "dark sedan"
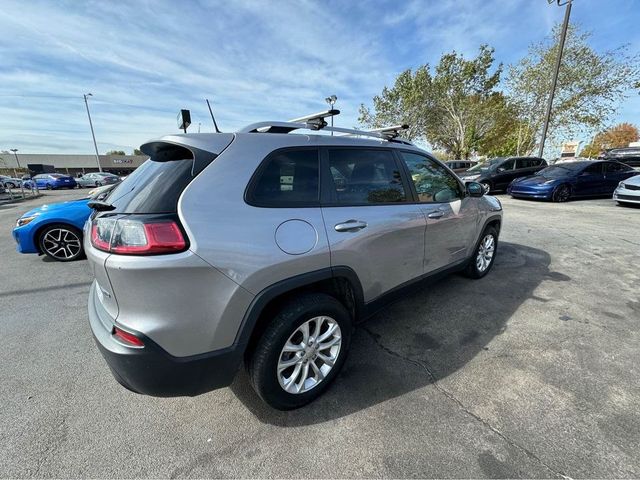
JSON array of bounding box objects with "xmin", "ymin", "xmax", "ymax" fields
[
  {"xmin": 507, "ymin": 160, "xmax": 637, "ymax": 202},
  {"xmin": 459, "ymin": 156, "xmax": 547, "ymax": 193}
]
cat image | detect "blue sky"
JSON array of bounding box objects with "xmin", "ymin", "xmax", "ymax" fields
[{"xmin": 0, "ymin": 0, "xmax": 639, "ymax": 154}]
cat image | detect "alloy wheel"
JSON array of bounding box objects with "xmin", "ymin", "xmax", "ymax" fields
[
  {"xmin": 277, "ymin": 316, "xmax": 342, "ymax": 394},
  {"xmin": 553, "ymin": 185, "xmax": 570, "ymax": 202},
  {"xmin": 42, "ymin": 228, "xmax": 82, "ymax": 260},
  {"xmin": 476, "ymin": 234, "xmax": 495, "ymax": 273}
]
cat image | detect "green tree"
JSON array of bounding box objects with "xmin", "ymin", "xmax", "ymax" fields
[
  {"xmin": 507, "ymin": 24, "xmax": 640, "ymax": 157},
  {"xmin": 133, "ymin": 148, "xmax": 143, "ymax": 156},
  {"xmin": 581, "ymin": 122, "xmax": 639, "ymax": 157},
  {"xmin": 359, "ymin": 45, "xmax": 504, "ymax": 159},
  {"xmin": 106, "ymin": 150, "xmax": 126, "ymax": 155}
]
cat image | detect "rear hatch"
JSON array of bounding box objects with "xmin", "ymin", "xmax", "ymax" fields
[{"xmin": 86, "ymin": 134, "xmax": 234, "ymax": 322}]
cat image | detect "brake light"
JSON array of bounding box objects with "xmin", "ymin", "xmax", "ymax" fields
[
  {"xmin": 113, "ymin": 327, "xmax": 144, "ymax": 347},
  {"xmin": 91, "ymin": 217, "xmax": 186, "ymax": 255}
]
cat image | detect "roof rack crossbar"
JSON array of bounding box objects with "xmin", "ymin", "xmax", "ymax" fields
[
  {"xmin": 287, "ymin": 109, "xmax": 340, "ymax": 130},
  {"xmin": 238, "ymin": 120, "xmax": 414, "ymax": 145},
  {"xmin": 366, "ymin": 124, "xmax": 409, "ymax": 139}
]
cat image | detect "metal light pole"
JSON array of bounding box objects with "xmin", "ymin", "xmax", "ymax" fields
[
  {"xmin": 325, "ymin": 95, "xmax": 337, "ymax": 136},
  {"xmin": 538, "ymin": 0, "xmax": 572, "ymax": 159},
  {"xmin": 83, "ymin": 93, "xmax": 102, "ymax": 172},
  {"xmin": 10, "ymin": 148, "xmax": 20, "ymax": 169}
]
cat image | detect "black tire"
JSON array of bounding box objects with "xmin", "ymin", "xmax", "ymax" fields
[
  {"xmin": 38, "ymin": 224, "xmax": 85, "ymax": 262},
  {"xmin": 464, "ymin": 226, "xmax": 499, "ymax": 279},
  {"xmin": 7, "ymin": 182, "xmax": 16, "ymax": 188},
  {"xmin": 46, "ymin": 184, "xmax": 52, "ymax": 190},
  {"xmin": 248, "ymin": 293, "xmax": 352, "ymax": 410},
  {"xmin": 552, "ymin": 184, "xmax": 571, "ymax": 202},
  {"xmin": 480, "ymin": 181, "xmax": 493, "ymax": 194},
  {"xmin": 96, "ymin": 181, "xmax": 102, "ymax": 187}
]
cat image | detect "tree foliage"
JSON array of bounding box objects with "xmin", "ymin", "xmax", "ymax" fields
[
  {"xmin": 580, "ymin": 122, "xmax": 639, "ymax": 157},
  {"xmin": 133, "ymin": 148, "xmax": 143, "ymax": 156},
  {"xmin": 359, "ymin": 46, "xmax": 504, "ymax": 159},
  {"xmin": 507, "ymin": 24, "xmax": 640, "ymax": 156},
  {"xmin": 106, "ymin": 150, "xmax": 126, "ymax": 156}
]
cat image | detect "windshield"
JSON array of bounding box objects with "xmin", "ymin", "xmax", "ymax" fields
[
  {"xmin": 536, "ymin": 163, "xmax": 587, "ymax": 178},
  {"xmin": 466, "ymin": 158, "xmax": 503, "ymax": 173},
  {"xmin": 49, "ymin": 174, "xmax": 66, "ymax": 178}
]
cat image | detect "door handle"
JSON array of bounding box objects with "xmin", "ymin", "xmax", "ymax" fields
[
  {"xmin": 334, "ymin": 220, "xmax": 367, "ymax": 232},
  {"xmin": 427, "ymin": 210, "xmax": 445, "ymax": 219}
]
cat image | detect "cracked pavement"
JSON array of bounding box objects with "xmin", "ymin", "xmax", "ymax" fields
[{"xmin": 1, "ymin": 190, "xmax": 639, "ymax": 478}]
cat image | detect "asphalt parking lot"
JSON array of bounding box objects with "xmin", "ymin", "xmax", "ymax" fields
[{"xmin": 1, "ymin": 189, "xmax": 639, "ymax": 478}]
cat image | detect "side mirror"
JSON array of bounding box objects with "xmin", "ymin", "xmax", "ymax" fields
[
  {"xmin": 466, "ymin": 181, "xmax": 485, "ymax": 197},
  {"xmin": 497, "ymin": 167, "xmax": 506, "ymax": 172}
]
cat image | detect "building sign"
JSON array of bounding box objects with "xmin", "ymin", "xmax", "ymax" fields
[
  {"xmin": 113, "ymin": 158, "xmax": 133, "ymax": 164},
  {"xmin": 560, "ymin": 141, "xmax": 580, "ymax": 158}
]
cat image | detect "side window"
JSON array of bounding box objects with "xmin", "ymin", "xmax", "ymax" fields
[
  {"xmin": 532, "ymin": 158, "xmax": 544, "ymax": 167},
  {"xmin": 327, "ymin": 149, "xmax": 406, "ymax": 205},
  {"xmin": 249, "ymin": 149, "xmax": 319, "ymax": 207},
  {"xmin": 400, "ymin": 152, "xmax": 463, "ymax": 203},
  {"xmin": 605, "ymin": 162, "xmax": 631, "ymax": 173},
  {"xmin": 583, "ymin": 163, "xmax": 602, "ymax": 175},
  {"xmin": 499, "ymin": 159, "xmax": 516, "ymax": 171}
]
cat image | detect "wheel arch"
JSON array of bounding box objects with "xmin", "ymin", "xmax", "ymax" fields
[
  {"xmin": 237, "ymin": 266, "xmax": 364, "ymax": 361},
  {"xmin": 33, "ymin": 221, "xmax": 84, "ymax": 254}
]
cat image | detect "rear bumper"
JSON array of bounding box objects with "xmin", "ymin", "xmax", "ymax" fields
[{"xmin": 88, "ymin": 282, "xmax": 243, "ymax": 396}]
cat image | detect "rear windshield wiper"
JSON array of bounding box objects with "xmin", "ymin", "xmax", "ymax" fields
[{"xmin": 87, "ymin": 201, "xmax": 115, "ymax": 211}]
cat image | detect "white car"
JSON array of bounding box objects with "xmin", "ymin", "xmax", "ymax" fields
[{"xmin": 613, "ymin": 174, "xmax": 640, "ymax": 206}]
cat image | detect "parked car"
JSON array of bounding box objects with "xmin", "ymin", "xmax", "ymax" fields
[
  {"xmin": 613, "ymin": 174, "xmax": 640, "ymax": 206},
  {"xmin": 76, "ymin": 172, "xmax": 121, "ymax": 188},
  {"xmin": 86, "ymin": 114, "xmax": 503, "ymax": 410},
  {"xmin": 0, "ymin": 175, "xmax": 24, "ymax": 188},
  {"xmin": 13, "ymin": 185, "xmax": 115, "ymax": 261},
  {"xmin": 507, "ymin": 160, "xmax": 637, "ymax": 202},
  {"xmin": 459, "ymin": 156, "xmax": 547, "ymax": 193},
  {"xmin": 604, "ymin": 147, "xmax": 640, "ymax": 169},
  {"xmin": 446, "ymin": 160, "xmax": 478, "ymax": 173},
  {"xmin": 32, "ymin": 173, "xmax": 77, "ymax": 190}
]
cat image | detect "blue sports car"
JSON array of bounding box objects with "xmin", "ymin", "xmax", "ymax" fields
[
  {"xmin": 12, "ymin": 186, "xmax": 114, "ymax": 262},
  {"xmin": 507, "ymin": 160, "xmax": 638, "ymax": 202}
]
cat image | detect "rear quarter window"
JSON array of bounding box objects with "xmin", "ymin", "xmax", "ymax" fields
[{"xmin": 246, "ymin": 148, "xmax": 320, "ymax": 207}]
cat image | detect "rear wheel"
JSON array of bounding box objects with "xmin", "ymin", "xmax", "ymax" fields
[
  {"xmin": 464, "ymin": 226, "xmax": 498, "ymax": 279},
  {"xmin": 46, "ymin": 183, "xmax": 52, "ymax": 190},
  {"xmin": 38, "ymin": 224, "xmax": 84, "ymax": 262},
  {"xmin": 248, "ymin": 293, "xmax": 352, "ymax": 410},
  {"xmin": 552, "ymin": 184, "xmax": 571, "ymax": 202},
  {"xmin": 480, "ymin": 181, "xmax": 492, "ymax": 194}
]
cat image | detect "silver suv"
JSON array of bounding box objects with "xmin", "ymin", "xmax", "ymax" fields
[{"xmin": 86, "ymin": 111, "xmax": 503, "ymax": 410}]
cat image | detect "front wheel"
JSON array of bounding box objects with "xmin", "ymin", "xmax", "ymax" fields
[
  {"xmin": 464, "ymin": 226, "xmax": 498, "ymax": 279},
  {"xmin": 45, "ymin": 184, "xmax": 52, "ymax": 190},
  {"xmin": 248, "ymin": 293, "xmax": 352, "ymax": 410},
  {"xmin": 38, "ymin": 224, "xmax": 85, "ymax": 262},
  {"xmin": 552, "ymin": 184, "xmax": 571, "ymax": 202},
  {"xmin": 480, "ymin": 182, "xmax": 492, "ymax": 194}
]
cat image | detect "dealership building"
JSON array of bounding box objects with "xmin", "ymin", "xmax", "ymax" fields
[{"xmin": 0, "ymin": 153, "xmax": 148, "ymax": 177}]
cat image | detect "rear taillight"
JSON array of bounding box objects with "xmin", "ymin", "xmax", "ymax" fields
[
  {"xmin": 91, "ymin": 216, "xmax": 186, "ymax": 255},
  {"xmin": 113, "ymin": 327, "xmax": 144, "ymax": 347}
]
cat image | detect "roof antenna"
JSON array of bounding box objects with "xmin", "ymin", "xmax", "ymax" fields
[{"xmin": 205, "ymin": 98, "xmax": 221, "ymax": 133}]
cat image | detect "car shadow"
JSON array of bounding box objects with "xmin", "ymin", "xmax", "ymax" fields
[{"xmin": 231, "ymin": 242, "xmax": 559, "ymax": 426}]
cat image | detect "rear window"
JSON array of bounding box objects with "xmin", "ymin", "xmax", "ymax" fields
[{"xmin": 106, "ymin": 149, "xmax": 215, "ymax": 213}]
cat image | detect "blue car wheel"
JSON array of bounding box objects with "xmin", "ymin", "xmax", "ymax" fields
[{"xmin": 38, "ymin": 223, "xmax": 84, "ymax": 262}]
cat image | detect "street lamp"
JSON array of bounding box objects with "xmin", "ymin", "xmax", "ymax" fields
[
  {"xmin": 9, "ymin": 148, "xmax": 20, "ymax": 169},
  {"xmin": 325, "ymin": 95, "xmax": 337, "ymax": 135},
  {"xmin": 538, "ymin": 0, "xmax": 573, "ymax": 159},
  {"xmin": 83, "ymin": 93, "xmax": 103, "ymax": 172}
]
